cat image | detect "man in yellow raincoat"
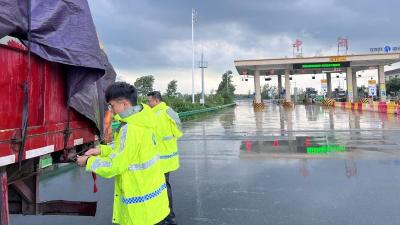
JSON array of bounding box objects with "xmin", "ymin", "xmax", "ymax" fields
[
  {"xmin": 147, "ymin": 91, "xmax": 183, "ymax": 225},
  {"xmin": 77, "ymin": 82, "xmax": 170, "ymax": 225}
]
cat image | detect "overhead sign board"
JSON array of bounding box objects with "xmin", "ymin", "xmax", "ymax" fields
[
  {"xmin": 370, "ymin": 45, "xmax": 400, "ymax": 53},
  {"xmin": 293, "ymin": 62, "xmax": 350, "ymax": 70},
  {"xmin": 329, "ymin": 56, "xmax": 347, "ymax": 62}
]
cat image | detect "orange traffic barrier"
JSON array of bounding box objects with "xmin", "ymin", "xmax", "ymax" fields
[
  {"xmin": 373, "ymin": 102, "xmax": 379, "ymax": 111},
  {"xmin": 378, "ymin": 102, "xmax": 387, "ymax": 113},
  {"xmin": 387, "ymin": 102, "xmax": 397, "ymax": 114}
]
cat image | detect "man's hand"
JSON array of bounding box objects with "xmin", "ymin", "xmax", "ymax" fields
[
  {"xmin": 76, "ymin": 155, "xmax": 89, "ymax": 167},
  {"xmin": 85, "ymin": 148, "xmax": 101, "ymax": 156}
]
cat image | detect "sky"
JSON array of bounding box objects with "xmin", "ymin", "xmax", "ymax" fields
[{"xmin": 87, "ymin": 0, "xmax": 400, "ymax": 94}]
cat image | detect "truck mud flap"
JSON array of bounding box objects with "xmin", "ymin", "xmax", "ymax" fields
[{"xmin": 38, "ymin": 200, "xmax": 97, "ymax": 216}]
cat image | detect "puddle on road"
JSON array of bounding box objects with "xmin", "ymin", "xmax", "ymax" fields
[{"xmin": 239, "ymin": 134, "xmax": 400, "ymax": 160}]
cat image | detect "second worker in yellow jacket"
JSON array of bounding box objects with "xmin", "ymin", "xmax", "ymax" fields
[{"xmin": 147, "ymin": 91, "xmax": 183, "ymax": 225}]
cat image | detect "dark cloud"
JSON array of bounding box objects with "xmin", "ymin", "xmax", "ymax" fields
[{"xmin": 88, "ymin": 0, "xmax": 400, "ymax": 72}]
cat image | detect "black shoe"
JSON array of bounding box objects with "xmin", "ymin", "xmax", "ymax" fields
[
  {"xmin": 165, "ymin": 217, "xmax": 178, "ymax": 225},
  {"xmin": 156, "ymin": 217, "xmax": 178, "ymax": 225},
  {"xmin": 155, "ymin": 220, "xmax": 169, "ymax": 225},
  {"xmin": 155, "ymin": 218, "xmax": 178, "ymax": 225}
]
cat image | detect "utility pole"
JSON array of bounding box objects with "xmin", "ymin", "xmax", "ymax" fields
[
  {"xmin": 226, "ymin": 70, "xmax": 232, "ymax": 93},
  {"xmin": 226, "ymin": 72, "xmax": 228, "ymax": 91},
  {"xmin": 198, "ymin": 52, "xmax": 208, "ymax": 105},
  {"xmin": 191, "ymin": 9, "xmax": 197, "ymax": 103}
]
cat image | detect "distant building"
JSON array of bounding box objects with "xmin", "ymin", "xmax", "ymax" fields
[{"xmin": 385, "ymin": 68, "xmax": 400, "ymax": 81}]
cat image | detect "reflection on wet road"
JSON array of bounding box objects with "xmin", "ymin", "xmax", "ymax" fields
[{"xmin": 11, "ymin": 100, "xmax": 400, "ymax": 225}]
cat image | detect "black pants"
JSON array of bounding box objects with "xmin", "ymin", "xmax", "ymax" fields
[{"xmin": 165, "ymin": 172, "xmax": 175, "ymax": 218}]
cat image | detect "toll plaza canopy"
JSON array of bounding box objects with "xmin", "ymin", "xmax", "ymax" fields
[{"xmin": 234, "ymin": 53, "xmax": 400, "ymax": 104}]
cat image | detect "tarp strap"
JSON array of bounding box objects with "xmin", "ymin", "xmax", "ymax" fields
[
  {"xmin": 62, "ymin": 107, "xmax": 72, "ymax": 160},
  {"xmin": 18, "ymin": 0, "xmax": 31, "ymax": 169}
]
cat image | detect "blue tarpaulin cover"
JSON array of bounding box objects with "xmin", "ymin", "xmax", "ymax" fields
[{"xmin": 0, "ymin": 0, "xmax": 116, "ymax": 137}]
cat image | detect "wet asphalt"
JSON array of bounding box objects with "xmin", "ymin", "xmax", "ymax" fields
[{"xmin": 11, "ymin": 100, "xmax": 400, "ymax": 225}]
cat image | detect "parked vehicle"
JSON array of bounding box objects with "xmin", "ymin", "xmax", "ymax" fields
[{"xmin": 0, "ymin": 38, "xmax": 103, "ymax": 223}]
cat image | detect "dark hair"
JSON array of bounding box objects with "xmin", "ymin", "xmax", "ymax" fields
[
  {"xmin": 105, "ymin": 82, "xmax": 137, "ymax": 105},
  {"xmin": 147, "ymin": 91, "xmax": 162, "ymax": 101}
]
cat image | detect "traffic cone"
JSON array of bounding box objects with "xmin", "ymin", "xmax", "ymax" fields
[
  {"xmin": 244, "ymin": 140, "xmax": 252, "ymax": 152},
  {"xmin": 305, "ymin": 137, "xmax": 311, "ymax": 147},
  {"xmin": 273, "ymin": 139, "xmax": 279, "ymax": 148}
]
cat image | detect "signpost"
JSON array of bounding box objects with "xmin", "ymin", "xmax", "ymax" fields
[
  {"xmin": 368, "ymin": 80, "xmax": 377, "ymax": 102},
  {"xmin": 321, "ymin": 79, "xmax": 328, "ymax": 95}
]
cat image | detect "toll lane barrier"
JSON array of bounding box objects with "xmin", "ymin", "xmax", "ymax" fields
[
  {"xmin": 253, "ymin": 102, "xmax": 265, "ymax": 110},
  {"xmin": 387, "ymin": 102, "xmax": 397, "ymax": 114},
  {"xmin": 322, "ymin": 98, "xmax": 335, "ymax": 107},
  {"xmin": 359, "ymin": 98, "xmax": 370, "ymax": 104},
  {"xmin": 378, "ymin": 102, "xmax": 387, "ymax": 113},
  {"xmin": 334, "ymin": 101, "xmax": 400, "ymax": 115},
  {"xmin": 282, "ymin": 101, "xmax": 294, "ymax": 108},
  {"xmin": 358, "ymin": 102, "xmax": 363, "ymax": 111},
  {"xmin": 374, "ymin": 102, "xmax": 379, "ymax": 111}
]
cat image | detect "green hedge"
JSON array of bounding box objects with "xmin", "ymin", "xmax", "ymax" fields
[{"xmin": 112, "ymin": 102, "xmax": 236, "ymax": 131}]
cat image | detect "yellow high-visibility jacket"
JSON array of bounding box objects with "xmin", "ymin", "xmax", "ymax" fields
[
  {"xmin": 152, "ymin": 102, "xmax": 183, "ymax": 173},
  {"xmin": 86, "ymin": 104, "xmax": 169, "ymax": 225}
]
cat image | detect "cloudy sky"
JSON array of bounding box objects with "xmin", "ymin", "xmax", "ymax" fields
[{"xmin": 87, "ymin": 0, "xmax": 400, "ymax": 94}]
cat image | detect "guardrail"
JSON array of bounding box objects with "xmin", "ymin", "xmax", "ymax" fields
[
  {"xmin": 112, "ymin": 103, "xmax": 237, "ymax": 130},
  {"xmin": 178, "ymin": 103, "xmax": 236, "ymax": 117}
]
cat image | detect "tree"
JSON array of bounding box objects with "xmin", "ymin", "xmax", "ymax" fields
[
  {"xmin": 261, "ymin": 84, "xmax": 278, "ymax": 99},
  {"xmin": 216, "ymin": 70, "xmax": 235, "ymax": 104},
  {"xmin": 357, "ymin": 86, "xmax": 368, "ymax": 98},
  {"xmin": 134, "ymin": 75, "xmax": 154, "ymax": 96},
  {"xmin": 386, "ymin": 78, "xmax": 400, "ymax": 96},
  {"xmin": 166, "ymin": 80, "xmax": 178, "ymax": 97}
]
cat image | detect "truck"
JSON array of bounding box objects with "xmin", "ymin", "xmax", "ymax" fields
[
  {"xmin": 332, "ymin": 88, "xmax": 347, "ymax": 102},
  {"xmin": 0, "ymin": 37, "xmax": 105, "ymax": 225},
  {"xmin": 304, "ymin": 88, "xmax": 318, "ymax": 104},
  {"xmin": 0, "ymin": 1, "xmax": 115, "ymax": 224}
]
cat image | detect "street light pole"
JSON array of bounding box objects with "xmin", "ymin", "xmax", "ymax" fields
[
  {"xmin": 293, "ymin": 81, "xmax": 297, "ymax": 103},
  {"xmin": 226, "ymin": 72, "xmax": 228, "ymax": 91},
  {"xmin": 226, "ymin": 71, "xmax": 229, "ymax": 93},
  {"xmin": 198, "ymin": 52, "xmax": 208, "ymax": 105},
  {"xmin": 191, "ymin": 9, "xmax": 197, "ymax": 103}
]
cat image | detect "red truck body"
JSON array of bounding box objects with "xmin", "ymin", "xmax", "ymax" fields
[
  {"xmin": 0, "ymin": 38, "xmax": 99, "ymax": 224},
  {"xmin": 0, "ymin": 39, "xmax": 97, "ymax": 167}
]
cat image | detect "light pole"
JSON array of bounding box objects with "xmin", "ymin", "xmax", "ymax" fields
[
  {"xmin": 292, "ymin": 81, "xmax": 297, "ymax": 103},
  {"xmin": 226, "ymin": 70, "xmax": 232, "ymax": 93},
  {"xmin": 191, "ymin": 9, "xmax": 197, "ymax": 103},
  {"xmin": 198, "ymin": 52, "xmax": 208, "ymax": 105}
]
